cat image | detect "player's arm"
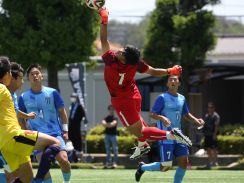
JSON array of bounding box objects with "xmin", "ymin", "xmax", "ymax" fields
[
  {"xmin": 59, "ymin": 107, "xmax": 69, "ymax": 141},
  {"xmin": 18, "ymin": 118, "xmax": 28, "ymax": 130},
  {"xmin": 150, "ymin": 95, "xmax": 171, "ymax": 127},
  {"xmin": 99, "ymin": 8, "xmax": 110, "ymax": 54},
  {"xmin": 150, "ymin": 112, "xmax": 171, "ymax": 127},
  {"xmin": 145, "ymin": 65, "xmax": 182, "ymax": 77},
  {"xmin": 17, "ymin": 110, "xmax": 36, "ymax": 120},
  {"xmin": 53, "ymin": 90, "xmax": 69, "ymax": 141},
  {"xmin": 183, "ymin": 113, "xmax": 205, "ymax": 126}
]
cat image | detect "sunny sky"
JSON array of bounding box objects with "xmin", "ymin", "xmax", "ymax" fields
[{"xmin": 105, "ymin": 0, "xmax": 244, "ymax": 22}]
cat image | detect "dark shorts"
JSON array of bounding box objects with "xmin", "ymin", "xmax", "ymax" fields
[{"xmin": 204, "ymin": 136, "xmax": 218, "ymax": 149}]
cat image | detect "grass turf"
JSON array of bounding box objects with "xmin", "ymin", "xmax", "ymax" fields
[{"xmin": 47, "ymin": 169, "xmax": 244, "ymax": 183}]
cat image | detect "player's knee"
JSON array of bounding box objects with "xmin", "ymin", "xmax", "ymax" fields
[{"xmin": 160, "ymin": 165, "xmax": 171, "ymax": 172}]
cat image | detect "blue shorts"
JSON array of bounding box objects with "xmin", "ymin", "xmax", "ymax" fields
[
  {"xmin": 33, "ymin": 135, "xmax": 66, "ymax": 155},
  {"xmin": 159, "ymin": 143, "xmax": 189, "ymax": 163}
]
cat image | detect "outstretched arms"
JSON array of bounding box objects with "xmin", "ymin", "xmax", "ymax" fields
[
  {"xmin": 145, "ymin": 65, "xmax": 182, "ymax": 77},
  {"xmin": 99, "ymin": 8, "xmax": 110, "ymax": 54}
]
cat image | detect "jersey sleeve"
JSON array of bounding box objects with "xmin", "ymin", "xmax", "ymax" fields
[
  {"xmin": 101, "ymin": 50, "xmax": 116, "ymax": 65},
  {"xmin": 151, "ymin": 95, "xmax": 164, "ymax": 114},
  {"xmin": 53, "ymin": 90, "xmax": 65, "ymax": 110},
  {"xmin": 18, "ymin": 95, "xmax": 27, "ymax": 113},
  {"xmin": 137, "ymin": 59, "xmax": 149, "ymax": 73},
  {"xmin": 182, "ymin": 100, "xmax": 189, "ymax": 116}
]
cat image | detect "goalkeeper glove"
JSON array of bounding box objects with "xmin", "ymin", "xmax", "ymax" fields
[
  {"xmin": 99, "ymin": 8, "xmax": 109, "ymax": 25},
  {"xmin": 167, "ymin": 65, "xmax": 182, "ymax": 76}
]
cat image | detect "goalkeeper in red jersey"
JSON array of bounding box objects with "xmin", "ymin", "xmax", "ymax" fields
[{"xmin": 98, "ymin": 8, "xmax": 192, "ymax": 159}]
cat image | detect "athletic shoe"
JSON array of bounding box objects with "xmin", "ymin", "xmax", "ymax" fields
[
  {"xmin": 172, "ymin": 128, "xmax": 192, "ymax": 147},
  {"xmin": 135, "ymin": 162, "xmax": 145, "ymax": 182},
  {"xmin": 130, "ymin": 144, "xmax": 150, "ymax": 160}
]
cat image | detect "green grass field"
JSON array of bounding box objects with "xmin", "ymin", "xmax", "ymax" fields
[{"xmin": 48, "ymin": 169, "xmax": 244, "ymax": 183}]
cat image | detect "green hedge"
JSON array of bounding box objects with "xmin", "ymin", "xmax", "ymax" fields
[
  {"xmin": 219, "ymin": 124, "xmax": 244, "ymax": 137},
  {"xmin": 86, "ymin": 125, "xmax": 244, "ymax": 154},
  {"xmin": 87, "ymin": 125, "xmax": 132, "ymax": 136},
  {"xmin": 86, "ymin": 135, "xmax": 137, "ymax": 154},
  {"xmin": 218, "ymin": 135, "xmax": 244, "ymax": 154}
]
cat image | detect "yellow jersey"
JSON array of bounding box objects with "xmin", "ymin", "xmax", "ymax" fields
[{"xmin": 0, "ymin": 83, "xmax": 21, "ymax": 149}]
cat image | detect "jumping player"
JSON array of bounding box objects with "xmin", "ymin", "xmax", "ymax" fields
[
  {"xmin": 98, "ymin": 8, "xmax": 192, "ymax": 159},
  {"xmin": 0, "ymin": 56, "xmax": 61, "ymax": 183},
  {"xmin": 135, "ymin": 75, "xmax": 205, "ymax": 182}
]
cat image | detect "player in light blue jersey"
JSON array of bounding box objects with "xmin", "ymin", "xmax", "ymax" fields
[
  {"xmin": 19, "ymin": 64, "xmax": 71, "ymax": 183},
  {"xmin": 135, "ymin": 74, "xmax": 205, "ymax": 183}
]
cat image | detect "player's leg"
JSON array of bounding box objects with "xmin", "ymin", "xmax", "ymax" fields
[
  {"xmin": 173, "ymin": 143, "xmax": 189, "ymax": 183},
  {"xmin": 135, "ymin": 143, "xmax": 173, "ymax": 181},
  {"xmin": 33, "ymin": 132, "xmax": 61, "ymax": 182},
  {"xmin": 13, "ymin": 161, "xmax": 34, "ymax": 183},
  {"xmin": 54, "ymin": 136, "xmax": 71, "ymax": 183},
  {"xmin": 35, "ymin": 153, "xmax": 52, "ymax": 183}
]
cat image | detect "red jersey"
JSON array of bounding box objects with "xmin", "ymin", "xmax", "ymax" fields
[{"xmin": 102, "ymin": 50, "xmax": 149, "ymax": 98}]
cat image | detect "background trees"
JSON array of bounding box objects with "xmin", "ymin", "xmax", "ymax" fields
[
  {"xmin": 143, "ymin": 0, "xmax": 220, "ymax": 94},
  {"xmin": 0, "ymin": 0, "xmax": 98, "ymax": 89}
]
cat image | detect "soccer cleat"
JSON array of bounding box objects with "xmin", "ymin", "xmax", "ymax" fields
[
  {"xmin": 172, "ymin": 128, "xmax": 192, "ymax": 147},
  {"xmin": 135, "ymin": 162, "xmax": 145, "ymax": 182},
  {"xmin": 130, "ymin": 144, "xmax": 150, "ymax": 160}
]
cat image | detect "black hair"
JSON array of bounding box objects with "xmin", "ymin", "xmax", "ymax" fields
[
  {"xmin": 11, "ymin": 62, "xmax": 24, "ymax": 79},
  {"xmin": 0, "ymin": 56, "xmax": 11, "ymax": 79},
  {"xmin": 26, "ymin": 64, "xmax": 42, "ymax": 77},
  {"xmin": 107, "ymin": 104, "xmax": 114, "ymax": 110},
  {"xmin": 123, "ymin": 45, "xmax": 141, "ymax": 65}
]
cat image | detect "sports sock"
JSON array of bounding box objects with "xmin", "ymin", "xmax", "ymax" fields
[
  {"xmin": 141, "ymin": 127, "xmax": 167, "ymax": 140},
  {"xmin": 141, "ymin": 162, "xmax": 160, "ymax": 171},
  {"xmin": 0, "ymin": 173, "xmax": 6, "ymax": 183},
  {"xmin": 43, "ymin": 178, "xmax": 52, "ymax": 183},
  {"xmin": 174, "ymin": 167, "xmax": 186, "ymax": 183},
  {"xmin": 62, "ymin": 171, "xmax": 71, "ymax": 182},
  {"xmin": 35, "ymin": 145, "xmax": 60, "ymax": 180}
]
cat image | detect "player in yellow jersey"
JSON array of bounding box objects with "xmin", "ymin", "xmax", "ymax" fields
[{"xmin": 0, "ymin": 56, "xmax": 61, "ymax": 183}]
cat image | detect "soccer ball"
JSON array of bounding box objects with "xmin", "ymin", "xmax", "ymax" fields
[{"xmin": 85, "ymin": 0, "xmax": 105, "ymax": 10}]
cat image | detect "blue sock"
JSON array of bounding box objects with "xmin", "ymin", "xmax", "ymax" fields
[
  {"xmin": 174, "ymin": 167, "xmax": 186, "ymax": 183},
  {"xmin": 141, "ymin": 162, "xmax": 161, "ymax": 171},
  {"xmin": 35, "ymin": 145, "xmax": 60, "ymax": 180},
  {"xmin": 44, "ymin": 178, "xmax": 53, "ymax": 183},
  {"xmin": 0, "ymin": 173, "xmax": 6, "ymax": 183},
  {"xmin": 62, "ymin": 172, "xmax": 71, "ymax": 182}
]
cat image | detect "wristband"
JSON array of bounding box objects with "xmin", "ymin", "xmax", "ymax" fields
[{"xmin": 62, "ymin": 124, "xmax": 68, "ymax": 132}]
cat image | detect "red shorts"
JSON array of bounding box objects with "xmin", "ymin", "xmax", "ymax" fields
[{"xmin": 112, "ymin": 96, "xmax": 141, "ymax": 127}]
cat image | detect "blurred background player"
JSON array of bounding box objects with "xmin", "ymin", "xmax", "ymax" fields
[
  {"xmin": 18, "ymin": 64, "xmax": 71, "ymax": 183},
  {"xmin": 101, "ymin": 105, "xmax": 119, "ymax": 168},
  {"xmin": 203, "ymin": 101, "xmax": 220, "ymax": 168},
  {"xmin": 0, "ymin": 56, "xmax": 61, "ymax": 183},
  {"xmin": 98, "ymin": 7, "xmax": 192, "ymax": 159},
  {"xmin": 68, "ymin": 93, "xmax": 87, "ymax": 162},
  {"xmin": 135, "ymin": 75, "xmax": 205, "ymax": 183}
]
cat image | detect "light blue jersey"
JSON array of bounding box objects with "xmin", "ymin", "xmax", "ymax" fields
[
  {"xmin": 11, "ymin": 92, "xmax": 19, "ymax": 114},
  {"xmin": 18, "ymin": 86, "xmax": 64, "ymax": 136},
  {"xmin": 151, "ymin": 92, "xmax": 189, "ymax": 144}
]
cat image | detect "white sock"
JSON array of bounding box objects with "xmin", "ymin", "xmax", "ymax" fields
[
  {"xmin": 138, "ymin": 141, "xmax": 147, "ymax": 147},
  {"xmin": 166, "ymin": 131, "xmax": 175, "ymax": 140}
]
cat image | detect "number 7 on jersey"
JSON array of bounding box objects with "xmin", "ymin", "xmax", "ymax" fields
[{"xmin": 119, "ymin": 73, "xmax": 125, "ymax": 85}]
